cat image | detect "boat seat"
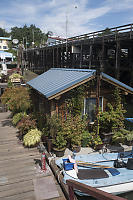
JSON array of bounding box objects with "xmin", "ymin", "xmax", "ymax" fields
[{"xmin": 77, "ymin": 168, "xmax": 109, "ymax": 180}]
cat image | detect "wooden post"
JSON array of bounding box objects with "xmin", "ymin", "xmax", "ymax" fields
[
  {"xmin": 96, "ymin": 68, "xmax": 100, "ymax": 136},
  {"xmin": 80, "ymin": 44, "xmax": 83, "ymax": 68},
  {"xmin": 115, "ymin": 40, "xmax": 121, "ymax": 80},
  {"xmin": 89, "ymin": 45, "xmax": 93, "ymax": 68},
  {"xmin": 53, "ymin": 47, "xmax": 54, "ymax": 67}
]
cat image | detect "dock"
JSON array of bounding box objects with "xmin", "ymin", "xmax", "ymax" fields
[{"xmin": 0, "ymin": 112, "xmax": 66, "ymax": 200}]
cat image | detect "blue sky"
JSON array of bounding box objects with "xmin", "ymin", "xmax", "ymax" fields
[{"xmin": 1, "ymin": 0, "xmax": 133, "ymax": 38}]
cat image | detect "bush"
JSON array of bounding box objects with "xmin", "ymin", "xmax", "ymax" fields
[
  {"xmin": 112, "ymin": 129, "xmax": 129, "ymax": 144},
  {"xmin": 81, "ymin": 131, "xmax": 93, "ymax": 147},
  {"xmin": 1, "ymin": 86, "xmax": 31, "ymax": 114},
  {"xmin": 52, "ymin": 131, "xmax": 67, "ymax": 150},
  {"xmin": 12, "ymin": 112, "xmax": 27, "ymax": 126},
  {"xmin": 17, "ymin": 115, "xmax": 36, "ymax": 138},
  {"xmin": 23, "ymin": 129, "xmax": 42, "ymax": 147}
]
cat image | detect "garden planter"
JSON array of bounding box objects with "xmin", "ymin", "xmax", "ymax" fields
[
  {"xmin": 94, "ymin": 144, "xmax": 103, "ymax": 151},
  {"xmin": 53, "ymin": 147, "xmax": 66, "ymax": 157},
  {"xmin": 41, "ymin": 135, "xmax": 48, "ymax": 145},
  {"xmin": 46, "ymin": 138, "xmax": 53, "ymax": 153}
]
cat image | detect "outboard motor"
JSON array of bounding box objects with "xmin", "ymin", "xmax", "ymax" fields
[{"xmin": 114, "ymin": 159, "xmax": 127, "ymax": 168}]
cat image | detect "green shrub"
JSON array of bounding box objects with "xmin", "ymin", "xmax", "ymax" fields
[
  {"xmin": 17, "ymin": 115, "xmax": 36, "ymax": 138},
  {"xmin": 1, "ymin": 86, "xmax": 31, "ymax": 114},
  {"xmin": 12, "ymin": 112, "xmax": 27, "ymax": 126},
  {"xmin": 52, "ymin": 131, "xmax": 67, "ymax": 150},
  {"xmin": 112, "ymin": 129, "xmax": 129, "ymax": 144},
  {"xmin": 126, "ymin": 130, "xmax": 133, "ymax": 143},
  {"xmin": 81, "ymin": 131, "xmax": 93, "ymax": 147},
  {"xmin": 23, "ymin": 129, "xmax": 42, "ymax": 147}
]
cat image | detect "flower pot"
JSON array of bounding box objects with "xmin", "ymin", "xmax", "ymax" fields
[
  {"xmin": 94, "ymin": 144, "xmax": 103, "ymax": 151},
  {"xmin": 53, "ymin": 147, "xmax": 66, "ymax": 157},
  {"xmin": 46, "ymin": 138, "xmax": 53, "ymax": 153},
  {"xmin": 71, "ymin": 145, "xmax": 81, "ymax": 153}
]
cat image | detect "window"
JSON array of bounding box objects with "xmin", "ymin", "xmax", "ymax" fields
[
  {"xmin": 3, "ymin": 46, "xmax": 7, "ymax": 49},
  {"xmin": 84, "ymin": 97, "xmax": 103, "ymax": 123},
  {"xmin": 0, "ymin": 40, "xmax": 2, "ymax": 43}
]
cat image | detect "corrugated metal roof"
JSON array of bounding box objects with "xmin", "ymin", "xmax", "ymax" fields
[
  {"xmin": 101, "ymin": 72, "xmax": 133, "ymax": 94},
  {"xmin": 27, "ymin": 68, "xmax": 96, "ymax": 99}
]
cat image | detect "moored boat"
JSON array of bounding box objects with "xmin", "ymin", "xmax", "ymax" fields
[{"xmin": 56, "ymin": 151, "xmax": 133, "ymax": 196}]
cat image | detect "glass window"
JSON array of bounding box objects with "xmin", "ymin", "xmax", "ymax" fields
[
  {"xmin": 3, "ymin": 46, "xmax": 7, "ymax": 49},
  {"xmin": 84, "ymin": 97, "xmax": 103, "ymax": 123}
]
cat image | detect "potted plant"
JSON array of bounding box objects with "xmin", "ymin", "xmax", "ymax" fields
[
  {"xmin": 23, "ymin": 128, "xmax": 42, "ymax": 147},
  {"xmin": 63, "ymin": 114, "xmax": 87, "ymax": 153},
  {"xmin": 52, "ymin": 131, "xmax": 67, "ymax": 157}
]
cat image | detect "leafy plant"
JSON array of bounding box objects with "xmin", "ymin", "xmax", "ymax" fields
[
  {"xmin": 43, "ymin": 114, "xmax": 62, "ymax": 139},
  {"xmin": 23, "ymin": 129, "xmax": 42, "ymax": 147},
  {"xmin": 17, "ymin": 115, "xmax": 36, "ymax": 138},
  {"xmin": 9, "ymin": 73, "xmax": 23, "ymax": 80},
  {"xmin": 1, "ymin": 86, "xmax": 31, "ymax": 114},
  {"xmin": 126, "ymin": 131, "xmax": 133, "ymax": 143},
  {"xmin": 81, "ymin": 131, "xmax": 93, "ymax": 147},
  {"xmin": 112, "ymin": 129, "xmax": 128, "ymax": 144},
  {"xmin": 52, "ymin": 131, "xmax": 67, "ymax": 150},
  {"xmin": 12, "ymin": 112, "xmax": 27, "ymax": 126},
  {"xmin": 62, "ymin": 114, "xmax": 87, "ymax": 147},
  {"xmin": 98, "ymin": 88, "xmax": 126, "ymax": 134}
]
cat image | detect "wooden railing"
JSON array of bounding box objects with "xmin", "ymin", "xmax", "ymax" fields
[
  {"xmin": 66, "ymin": 179, "xmax": 127, "ymax": 200},
  {"xmin": 46, "ymin": 23, "xmax": 133, "ymax": 46}
]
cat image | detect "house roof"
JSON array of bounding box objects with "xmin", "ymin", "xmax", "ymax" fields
[
  {"xmin": 27, "ymin": 68, "xmax": 133, "ymax": 100},
  {"xmin": 0, "ymin": 51, "xmax": 13, "ymax": 58},
  {"xmin": 101, "ymin": 73, "xmax": 133, "ymax": 94},
  {"xmin": 0, "ymin": 37, "xmax": 11, "ymax": 40},
  {"xmin": 27, "ymin": 68, "xmax": 96, "ymax": 100}
]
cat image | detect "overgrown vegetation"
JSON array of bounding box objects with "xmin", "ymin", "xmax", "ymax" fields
[{"xmin": 1, "ymin": 86, "xmax": 31, "ymax": 114}]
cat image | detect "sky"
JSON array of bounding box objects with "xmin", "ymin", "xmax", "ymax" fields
[{"xmin": 1, "ymin": 0, "xmax": 133, "ymax": 38}]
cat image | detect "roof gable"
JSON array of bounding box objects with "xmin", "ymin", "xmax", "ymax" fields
[
  {"xmin": 27, "ymin": 68, "xmax": 133, "ymax": 100},
  {"xmin": 27, "ymin": 68, "xmax": 96, "ymax": 99}
]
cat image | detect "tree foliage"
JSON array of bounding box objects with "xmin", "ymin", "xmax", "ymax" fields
[
  {"xmin": 0, "ymin": 27, "xmax": 10, "ymax": 37},
  {"xmin": 1, "ymin": 86, "xmax": 31, "ymax": 114},
  {"xmin": 10, "ymin": 24, "xmax": 50, "ymax": 48}
]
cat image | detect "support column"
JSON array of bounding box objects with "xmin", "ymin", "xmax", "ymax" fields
[
  {"xmin": 128, "ymin": 47, "xmax": 133, "ymax": 87},
  {"xmin": 80, "ymin": 44, "xmax": 83, "ymax": 68},
  {"xmin": 115, "ymin": 40, "xmax": 121, "ymax": 80},
  {"xmin": 89, "ymin": 45, "xmax": 93, "ymax": 68}
]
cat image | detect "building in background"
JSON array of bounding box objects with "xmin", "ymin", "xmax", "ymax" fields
[{"xmin": 0, "ymin": 37, "xmax": 11, "ymax": 51}]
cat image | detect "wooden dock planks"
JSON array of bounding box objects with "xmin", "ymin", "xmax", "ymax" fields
[{"xmin": 0, "ymin": 112, "xmax": 66, "ymax": 200}]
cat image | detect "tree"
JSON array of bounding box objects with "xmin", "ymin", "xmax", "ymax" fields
[
  {"xmin": 10, "ymin": 24, "xmax": 51, "ymax": 48},
  {"xmin": 0, "ymin": 27, "xmax": 10, "ymax": 37}
]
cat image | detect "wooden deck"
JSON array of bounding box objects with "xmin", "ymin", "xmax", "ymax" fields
[{"xmin": 0, "ymin": 112, "xmax": 66, "ymax": 200}]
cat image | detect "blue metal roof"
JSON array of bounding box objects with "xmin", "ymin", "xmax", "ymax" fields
[
  {"xmin": 27, "ymin": 68, "xmax": 96, "ymax": 99},
  {"xmin": 125, "ymin": 118, "xmax": 133, "ymax": 123},
  {"xmin": 0, "ymin": 37, "xmax": 11, "ymax": 40},
  {"xmin": 101, "ymin": 72, "xmax": 133, "ymax": 94},
  {"xmin": 0, "ymin": 51, "xmax": 13, "ymax": 58}
]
